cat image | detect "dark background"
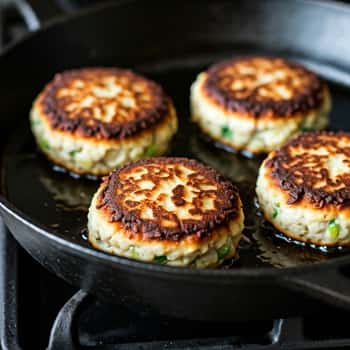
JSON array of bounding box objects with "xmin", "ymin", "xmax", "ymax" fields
[{"xmin": 23, "ymin": 0, "xmax": 350, "ymax": 24}]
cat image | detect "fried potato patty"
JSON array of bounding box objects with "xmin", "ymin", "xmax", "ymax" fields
[
  {"xmin": 30, "ymin": 68, "xmax": 178, "ymax": 176},
  {"xmin": 88, "ymin": 157, "xmax": 244, "ymax": 267},
  {"xmin": 256, "ymin": 131, "xmax": 350, "ymax": 247},
  {"xmin": 191, "ymin": 57, "xmax": 331, "ymax": 154}
]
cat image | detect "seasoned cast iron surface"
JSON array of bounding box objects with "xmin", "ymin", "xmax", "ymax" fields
[{"xmin": 2, "ymin": 55, "xmax": 350, "ymax": 268}]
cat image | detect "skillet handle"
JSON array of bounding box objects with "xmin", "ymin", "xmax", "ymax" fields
[
  {"xmin": 283, "ymin": 267, "xmax": 350, "ymax": 309},
  {"xmin": 3, "ymin": 0, "xmax": 91, "ymax": 35},
  {"xmin": 5, "ymin": 0, "xmax": 40, "ymax": 31}
]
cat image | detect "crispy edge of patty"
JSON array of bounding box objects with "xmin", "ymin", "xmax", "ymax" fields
[
  {"xmin": 98, "ymin": 157, "xmax": 241, "ymax": 241},
  {"xmin": 37, "ymin": 67, "xmax": 171, "ymax": 139},
  {"xmin": 30, "ymin": 100, "xmax": 178, "ymax": 176},
  {"xmin": 256, "ymin": 158, "xmax": 350, "ymax": 246},
  {"xmin": 88, "ymin": 187, "xmax": 244, "ymax": 267},
  {"xmin": 201, "ymin": 57, "xmax": 326, "ymax": 118},
  {"xmin": 190, "ymin": 72, "xmax": 331, "ymax": 154}
]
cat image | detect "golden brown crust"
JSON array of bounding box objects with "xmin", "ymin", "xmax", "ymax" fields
[
  {"xmin": 265, "ymin": 131, "xmax": 350, "ymax": 208},
  {"xmin": 202, "ymin": 56, "xmax": 325, "ymax": 118},
  {"xmin": 37, "ymin": 67, "xmax": 170, "ymax": 139},
  {"xmin": 92, "ymin": 203, "xmax": 242, "ymax": 246},
  {"xmin": 96, "ymin": 157, "xmax": 241, "ymax": 241}
]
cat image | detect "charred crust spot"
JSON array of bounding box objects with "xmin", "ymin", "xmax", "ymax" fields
[
  {"xmin": 38, "ymin": 68, "xmax": 170, "ymax": 139},
  {"xmin": 97, "ymin": 157, "xmax": 240, "ymax": 241},
  {"xmin": 172, "ymin": 185, "xmax": 186, "ymax": 206},
  {"xmin": 203, "ymin": 56, "xmax": 325, "ymax": 118},
  {"xmin": 266, "ymin": 131, "xmax": 350, "ymax": 208}
]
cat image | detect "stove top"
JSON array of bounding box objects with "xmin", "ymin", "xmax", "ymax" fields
[
  {"xmin": 2, "ymin": 223, "xmax": 350, "ymax": 350},
  {"xmin": 1, "ymin": 1, "xmax": 350, "ymax": 349}
]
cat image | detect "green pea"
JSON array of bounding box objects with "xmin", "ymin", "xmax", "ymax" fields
[
  {"xmin": 221, "ymin": 125, "xmax": 233, "ymax": 139},
  {"xmin": 327, "ymin": 219, "xmax": 340, "ymax": 240},
  {"xmin": 217, "ymin": 244, "xmax": 230, "ymax": 259},
  {"xmin": 154, "ymin": 255, "xmax": 167, "ymax": 264}
]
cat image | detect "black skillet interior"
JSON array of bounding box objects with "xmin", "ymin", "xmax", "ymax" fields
[
  {"xmin": 1, "ymin": 0, "xmax": 350, "ymax": 271},
  {"xmin": 3, "ymin": 51, "xmax": 350, "ymax": 270}
]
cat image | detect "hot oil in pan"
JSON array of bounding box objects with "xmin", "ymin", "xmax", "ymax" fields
[{"xmin": 1, "ymin": 64, "xmax": 350, "ymax": 269}]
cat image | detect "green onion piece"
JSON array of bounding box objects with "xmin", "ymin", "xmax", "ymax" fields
[
  {"xmin": 217, "ymin": 244, "xmax": 230, "ymax": 259},
  {"xmin": 327, "ymin": 219, "xmax": 340, "ymax": 240},
  {"xmin": 31, "ymin": 118, "xmax": 41, "ymax": 127},
  {"xmin": 145, "ymin": 144, "xmax": 157, "ymax": 157},
  {"xmin": 300, "ymin": 126, "xmax": 314, "ymax": 132},
  {"xmin": 272, "ymin": 207, "xmax": 278, "ymax": 219},
  {"xmin": 221, "ymin": 125, "xmax": 233, "ymax": 139},
  {"xmin": 39, "ymin": 138, "xmax": 50, "ymax": 151},
  {"xmin": 154, "ymin": 255, "xmax": 167, "ymax": 264},
  {"xmin": 69, "ymin": 148, "xmax": 82, "ymax": 157},
  {"xmin": 129, "ymin": 245, "xmax": 138, "ymax": 258},
  {"xmin": 80, "ymin": 159, "xmax": 93, "ymax": 169}
]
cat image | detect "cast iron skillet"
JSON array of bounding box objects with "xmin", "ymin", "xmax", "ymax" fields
[{"xmin": 1, "ymin": 0, "xmax": 350, "ymax": 322}]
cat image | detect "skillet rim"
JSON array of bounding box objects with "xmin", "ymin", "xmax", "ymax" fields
[
  {"xmin": 1, "ymin": 0, "xmax": 350, "ymax": 61},
  {"xmin": 1, "ymin": 0, "xmax": 350, "ymax": 278},
  {"xmin": 1, "ymin": 193, "xmax": 350, "ymax": 278}
]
